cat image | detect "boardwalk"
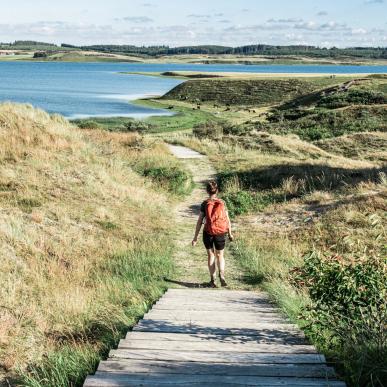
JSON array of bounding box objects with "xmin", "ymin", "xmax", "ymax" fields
[
  {"xmin": 84, "ymin": 145, "xmax": 345, "ymax": 386},
  {"xmin": 84, "ymin": 289, "xmax": 345, "ymax": 386}
]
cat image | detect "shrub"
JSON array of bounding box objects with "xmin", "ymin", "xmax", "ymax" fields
[
  {"xmin": 124, "ymin": 120, "xmax": 155, "ymax": 133},
  {"xmin": 223, "ymin": 121, "xmax": 265, "ymax": 136},
  {"xmin": 75, "ymin": 120, "xmax": 103, "ymax": 130},
  {"xmin": 193, "ymin": 121, "xmax": 223, "ymax": 139},
  {"xmin": 318, "ymin": 89, "xmax": 387, "ymax": 109},
  {"xmin": 142, "ymin": 166, "xmax": 193, "ymax": 196},
  {"xmin": 292, "ymin": 252, "xmax": 387, "ymax": 386}
]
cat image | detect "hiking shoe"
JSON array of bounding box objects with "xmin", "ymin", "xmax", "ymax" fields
[
  {"xmin": 220, "ymin": 277, "xmax": 228, "ymax": 287},
  {"xmin": 208, "ymin": 279, "xmax": 217, "ymax": 288}
]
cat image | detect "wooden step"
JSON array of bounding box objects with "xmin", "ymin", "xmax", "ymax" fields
[
  {"xmin": 110, "ymin": 349, "xmax": 326, "ymax": 364},
  {"xmin": 124, "ymin": 331, "xmax": 307, "ymax": 345},
  {"xmin": 83, "ymin": 289, "xmax": 345, "ymax": 386},
  {"xmin": 84, "ymin": 373, "xmax": 346, "ymax": 386},
  {"xmin": 118, "ymin": 339, "xmax": 317, "ymax": 353},
  {"xmin": 97, "ymin": 359, "xmax": 336, "ymax": 377}
]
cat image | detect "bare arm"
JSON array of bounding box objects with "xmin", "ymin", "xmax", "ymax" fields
[{"xmin": 192, "ymin": 212, "xmax": 204, "ymax": 246}]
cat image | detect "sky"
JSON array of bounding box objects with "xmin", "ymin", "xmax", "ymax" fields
[{"xmin": 0, "ymin": 0, "xmax": 386, "ymax": 47}]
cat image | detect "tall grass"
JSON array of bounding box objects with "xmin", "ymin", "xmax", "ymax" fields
[
  {"xmin": 0, "ymin": 103, "xmax": 176, "ymax": 386},
  {"xmin": 172, "ymin": 132, "xmax": 386, "ymax": 386}
]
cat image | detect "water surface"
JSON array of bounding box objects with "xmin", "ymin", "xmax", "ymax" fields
[{"xmin": 0, "ymin": 62, "xmax": 386, "ymax": 118}]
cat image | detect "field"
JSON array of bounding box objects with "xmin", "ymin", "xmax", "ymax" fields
[
  {"xmin": 1, "ymin": 45, "xmax": 387, "ymax": 65},
  {"xmin": 1, "ymin": 70, "xmax": 386, "ymax": 387},
  {"xmin": 152, "ymin": 73, "xmax": 386, "ymax": 386},
  {"xmin": 0, "ymin": 103, "xmax": 193, "ymax": 386}
]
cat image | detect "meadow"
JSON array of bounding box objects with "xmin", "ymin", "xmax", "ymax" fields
[
  {"xmin": 0, "ymin": 103, "xmax": 192, "ymax": 386},
  {"xmin": 156, "ymin": 73, "xmax": 386, "ymax": 386},
  {"xmin": 1, "ymin": 71, "xmax": 386, "ymax": 387}
]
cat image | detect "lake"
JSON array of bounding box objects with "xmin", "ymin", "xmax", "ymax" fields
[{"xmin": 0, "ymin": 62, "xmax": 386, "ymax": 119}]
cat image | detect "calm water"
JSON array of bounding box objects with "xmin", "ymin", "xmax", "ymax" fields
[{"xmin": 0, "ymin": 62, "xmax": 386, "ymax": 118}]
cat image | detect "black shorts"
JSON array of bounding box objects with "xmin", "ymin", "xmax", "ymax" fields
[{"xmin": 203, "ymin": 230, "xmax": 226, "ymax": 251}]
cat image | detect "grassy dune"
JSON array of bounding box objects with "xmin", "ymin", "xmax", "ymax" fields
[
  {"xmin": 166, "ymin": 130, "xmax": 386, "ymax": 386},
  {"xmin": 0, "ymin": 103, "xmax": 192, "ymax": 386},
  {"xmin": 160, "ymin": 73, "xmax": 386, "ymax": 386}
]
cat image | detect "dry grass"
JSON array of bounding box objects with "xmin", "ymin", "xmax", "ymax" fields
[
  {"xmin": 0, "ymin": 103, "xmax": 174, "ymax": 384},
  {"xmin": 176, "ymin": 131, "xmax": 386, "ymax": 385}
]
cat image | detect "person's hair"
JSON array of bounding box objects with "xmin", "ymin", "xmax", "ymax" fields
[{"xmin": 206, "ymin": 180, "xmax": 219, "ymax": 195}]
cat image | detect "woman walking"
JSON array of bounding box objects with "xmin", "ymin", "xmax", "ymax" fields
[{"xmin": 192, "ymin": 181, "xmax": 234, "ymax": 288}]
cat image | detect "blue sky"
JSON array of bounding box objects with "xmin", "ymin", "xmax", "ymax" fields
[{"xmin": 1, "ymin": 0, "xmax": 386, "ymax": 47}]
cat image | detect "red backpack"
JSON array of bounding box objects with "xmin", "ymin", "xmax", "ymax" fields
[{"xmin": 204, "ymin": 198, "xmax": 228, "ymax": 236}]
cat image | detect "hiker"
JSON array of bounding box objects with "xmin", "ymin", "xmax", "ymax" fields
[{"xmin": 192, "ymin": 181, "xmax": 234, "ymax": 288}]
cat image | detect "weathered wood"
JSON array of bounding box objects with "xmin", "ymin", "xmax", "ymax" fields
[
  {"xmin": 97, "ymin": 359, "xmax": 335, "ymax": 377},
  {"xmin": 134, "ymin": 319, "xmax": 299, "ymax": 335},
  {"xmin": 110, "ymin": 349, "xmax": 326, "ymax": 364},
  {"xmin": 124, "ymin": 331, "xmax": 307, "ymax": 345},
  {"xmin": 83, "ymin": 288, "xmax": 345, "ymax": 386},
  {"xmin": 145, "ymin": 310, "xmax": 285, "ymax": 322},
  {"xmin": 153, "ymin": 302, "xmax": 279, "ymax": 312},
  {"xmin": 84, "ymin": 373, "xmax": 347, "ymax": 387},
  {"xmin": 118, "ymin": 339, "xmax": 317, "ymax": 353}
]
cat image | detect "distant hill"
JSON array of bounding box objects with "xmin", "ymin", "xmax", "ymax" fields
[
  {"xmin": 72, "ymin": 44, "xmax": 387, "ymax": 59},
  {"xmin": 1, "ymin": 40, "xmax": 386, "ymax": 59}
]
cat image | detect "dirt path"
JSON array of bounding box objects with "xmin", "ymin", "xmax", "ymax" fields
[{"xmin": 167, "ymin": 144, "xmax": 258, "ymax": 290}]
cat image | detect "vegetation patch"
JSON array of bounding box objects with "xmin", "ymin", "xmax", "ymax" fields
[
  {"xmin": 162, "ymin": 79, "xmax": 318, "ymax": 106},
  {"xmin": 0, "ymin": 103, "xmax": 177, "ymax": 386}
]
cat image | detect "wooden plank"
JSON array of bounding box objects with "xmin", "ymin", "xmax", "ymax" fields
[
  {"xmin": 152, "ymin": 303, "xmax": 279, "ymax": 312},
  {"xmin": 144, "ymin": 314, "xmax": 286, "ymax": 324},
  {"xmin": 137, "ymin": 318, "xmax": 297, "ymax": 329},
  {"xmin": 160, "ymin": 296, "xmax": 270, "ymax": 303},
  {"xmin": 148, "ymin": 305, "xmax": 285, "ymax": 318},
  {"xmin": 97, "ymin": 359, "xmax": 335, "ymax": 377},
  {"xmin": 118, "ymin": 339, "xmax": 317, "ymax": 353},
  {"xmin": 133, "ymin": 326, "xmax": 304, "ymax": 338},
  {"xmin": 134, "ymin": 319, "xmax": 299, "ymax": 334},
  {"xmin": 159, "ymin": 295, "xmax": 272, "ymax": 303},
  {"xmin": 155, "ymin": 298, "xmax": 275, "ymax": 305},
  {"xmin": 110, "ymin": 349, "xmax": 326, "ymax": 364},
  {"xmin": 84, "ymin": 373, "xmax": 346, "ymax": 386},
  {"xmin": 166, "ymin": 289, "xmax": 267, "ymax": 297},
  {"xmin": 124, "ymin": 331, "xmax": 307, "ymax": 345},
  {"xmin": 145, "ymin": 310, "xmax": 285, "ymax": 322},
  {"xmin": 160, "ymin": 290, "xmax": 270, "ymax": 297}
]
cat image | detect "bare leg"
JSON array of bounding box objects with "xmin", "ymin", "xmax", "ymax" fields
[
  {"xmin": 215, "ymin": 249, "xmax": 225, "ymax": 279},
  {"xmin": 207, "ymin": 249, "xmax": 216, "ymax": 280}
]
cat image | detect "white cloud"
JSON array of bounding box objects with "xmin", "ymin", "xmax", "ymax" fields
[
  {"xmin": 122, "ymin": 16, "xmax": 153, "ymax": 23},
  {"xmin": 267, "ymin": 18, "xmax": 303, "ymax": 23},
  {"xmin": 364, "ymin": 0, "xmax": 384, "ymax": 4},
  {"xmin": 351, "ymin": 28, "xmax": 368, "ymax": 34},
  {"xmin": 0, "ymin": 18, "xmax": 385, "ymax": 47},
  {"xmin": 187, "ymin": 14, "xmax": 210, "ymax": 19}
]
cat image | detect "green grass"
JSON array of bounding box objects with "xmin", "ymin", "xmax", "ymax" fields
[
  {"xmin": 19, "ymin": 238, "xmax": 174, "ymax": 387},
  {"xmin": 138, "ymin": 99, "xmax": 221, "ymax": 132},
  {"xmin": 72, "ymin": 99, "xmax": 220, "ymax": 134}
]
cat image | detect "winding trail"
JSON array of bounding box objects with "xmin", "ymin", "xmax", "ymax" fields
[
  {"xmin": 84, "ymin": 145, "xmax": 345, "ymax": 386},
  {"xmin": 167, "ymin": 144, "xmax": 254, "ymax": 289}
]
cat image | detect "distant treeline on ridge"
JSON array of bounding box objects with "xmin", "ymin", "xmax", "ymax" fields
[
  {"xmin": 62, "ymin": 43, "xmax": 387, "ymax": 58},
  {"xmin": 1, "ymin": 40, "xmax": 386, "ymax": 58}
]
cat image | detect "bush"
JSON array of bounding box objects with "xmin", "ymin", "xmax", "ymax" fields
[
  {"xmin": 193, "ymin": 121, "xmax": 223, "ymax": 139},
  {"xmin": 292, "ymin": 252, "xmax": 387, "ymax": 386},
  {"xmin": 139, "ymin": 165, "xmax": 193, "ymax": 196},
  {"xmin": 124, "ymin": 120, "xmax": 155, "ymax": 133},
  {"xmin": 75, "ymin": 120, "xmax": 103, "ymax": 130},
  {"xmin": 33, "ymin": 51, "xmax": 48, "ymax": 58},
  {"xmin": 223, "ymin": 121, "xmax": 265, "ymax": 136},
  {"xmin": 318, "ymin": 89, "xmax": 387, "ymax": 109}
]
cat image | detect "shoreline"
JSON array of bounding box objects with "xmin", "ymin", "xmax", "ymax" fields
[{"xmin": 122, "ymin": 71, "xmax": 386, "ymax": 80}]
